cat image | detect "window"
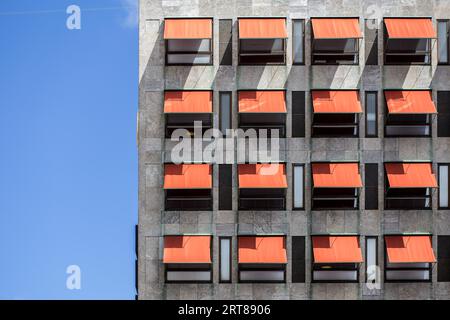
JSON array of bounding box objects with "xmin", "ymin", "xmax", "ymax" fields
[
  {"xmin": 238, "ymin": 236, "xmax": 287, "ymax": 283},
  {"xmin": 219, "ymin": 19, "xmax": 233, "ymax": 65},
  {"xmin": 384, "ymin": 18, "xmax": 434, "ymax": 65},
  {"xmin": 292, "ymin": 91, "xmax": 305, "ymax": 138},
  {"xmin": 219, "ymin": 92, "xmax": 232, "ymax": 135},
  {"xmin": 384, "ymin": 235, "xmax": 434, "ymax": 282},
  {"xmin": 438, "ymin": 20, "xmax": 449, "ymax": 65},
  {"xmin": 238, "ymin": 18, "xmax": 287, "ymax": 65},
  {"xmin": 164, "ymin": 18, "xmax": 213, "ymax": 65},
  {"xmin": 365, "ymin": 92, "xmax": 378, "ymax": 137},
  {"xmin": 365, "ymin": 163, "xmax": 378, "ymax": 210},
  {"xmin": 311, "ymin": 18, "xmax": 361, "ymax": 65},
  {"xmin": 292, "ymin": 236, "xmax": 305, "ymax": 283},
  {"xmin": 293, "ymin": 164, "xmax": 304, "ymax": 209},
  {"xmin": 164, "ymin": 91, "xmax": 213, "ymax": 138},
  {"xmin": 384, "ymin": 91, "xmax": 435, "ymax": 137},
  {"xmin": 365, "ymin": 236, "xmax": 379, "ymax": 286},
  {"xmin": 164, "ymin": 236, "xmax": 212, "ymax": 283},
  {"xmin": 438, "ymin": 236, "xmax": 450, "ymax": 282},
  {"xmin": 238, "ymin": 164, "xmax": 287, "ymax": 210},
  {"xmin": 439, "ymin": 164, "xmax": 450, "ymax": 209},
  {"xmin": 219, "ymin": 237, "xmax": 232, "ymax": 282},
  {"xmin": 293, "ymin": 20, "xmax": 305, "ymax": 64},
  {"xmin": 311, "ymin": 163, "xmax": 362, "ymax": 210},
  {"xmin": 438, "ymin": 91, "xmax": 450, "ymax": 137},
  {"xmin": 238, "ymin": 91, "xmax": 287, "ymax": 138},
  {"xmin": 311, "ymin": 91, "xmax": 362, "ymax": 138},
  {"xmin": 365, "ymin": 19, "xmax": 378, "ymax": 65},
  {"xmin": 164, "ymin": 164, "xmax": 213, "ymax": 211},
  {"xmin": 384, "ymin": 163, "xmax": 437, "ymax": 210},
  {"xmin": 219, "ymin": 164, "xmax": 233, "ymax": 210},
  {"xmin": 312, "ymin": 236, "xmax": 362, "ymax": 282}
]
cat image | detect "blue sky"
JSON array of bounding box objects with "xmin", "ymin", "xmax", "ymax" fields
[{"xmin": 0, "ymin": 0, "xmax": 138, "ymax": 299}]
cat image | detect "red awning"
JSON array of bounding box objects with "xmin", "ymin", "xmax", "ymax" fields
[
  {"xmin": 163, "ymin": 235, "xmax": 211, "ymax": 263},
  {"xmin": 238, "ymin": 164, "xmax": 287, "ymax": 189},
  {"xmin": 385, "ymin": 163, "xmax": 437, "ymax": 188},
  {"xmin": 311, "ymin": 18, "xmax": 362, "ymax": 39},
  {"xmin": 238, "ymin": 18, "xmax": 287, "ymax": 39},
  {"xmin": 384, "ymin": 91, "xmax": 437, "ymax": 114},
  {"xmin": 238, "ymin": 91, "xmax": 287, "ymax": 113},
  {"xmin": 163, "ymin": 164, "xmax": 212, "ymax": 189},
  {"xmin": 384, "ymin": 18, "xmax": 436, "ymax": 39},
  {"xmin": 385, "ymin": 235, "xmax": 436, "ymax": 263},
  {"xmin": 312, "ymin": 236, "xmax": 363, "ymax": 263},
  {"xmin": 238, "ymin": 236, "xmax": 287, "ymax": 263},
  {"xmin": 164, "ymin": 18, "xmax": 212, "ymax": 39},
  {"xmin": 312, "ymin": 163, "xmax": 362, "ymax": 188},
  {"xmin": 164, "ymin": 91, "xmax": 213, "ymax": 113},
  {"xmin": 312, "ymin": 91, "xmax": 362, "ymax": 113}
]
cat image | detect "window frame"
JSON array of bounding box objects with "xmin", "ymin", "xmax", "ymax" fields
[
  {"xmin": 365, "ymin": 236, "xmax": 379, "ymax": 285},
  {"xmin": 311, "ymin": 89, "xmax": 361, "ymax": 138},
  {"xmin": 384, "ymin": 162, "xmax": 434, "ymax": 211},
  {"xmin": 384, "ymin": 234, "xmax": 433, "ymax": 283},
  {"xmin": 383, "ymin": 17, "xmax": 432, "ymax": 66},
  {"xmin": 164, "ymin": 236, "xmax": 213, "ymax": 284},
  {"xmin": 365, "ymin": 91, "xmax": 378, "ymax": 138},
  {"xmin": 311, "ymin": 234, "xmax": 361, "ymax": 283},
  {"xmin": 437, "ymin": 19, "xmax": 450, "ymax": 65},
  {"xmin": 383, "ymin": 89, "xmax": 433, "ymax": 138},
  {"xmin": 164, "ymin": 90, "xmax": 213, "ymax": 138},
  {"xmin": 219, "ymin": 236, "xmax": 232, "ymax": 283},
  {"xmin": 311, "ymin": 162, "xmax": 361, "ymax": 211},
  {"xmin": 237, "ymin": 235, "xmax": 287, "ymax": 284},
  {"xmin": 293, "ymin": 164, "xmax": 305, "ymax": 210},
  {"xmin": 438, "ymin": 163, "xmax": 450, "ymax": 210},
  {"xmin": 292, "ymin": 19, "xmax": 305, "ymax": 65},
  {"xmin": 311, "ymin": 17, "xmax": 361, "ymax": 66},
  {"xmin": 165, "ymin": 18, "xmax": 214, "ymax": 66}
]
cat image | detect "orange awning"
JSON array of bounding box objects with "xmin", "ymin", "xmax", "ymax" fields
[
  {"xmin": 164, "ymin": 91, "xmax": 212, "ymax": 113},
  {"xmin": 238, "ymin": 236, "xmax": 287, "ymax": 263},
  {"xmin": 312, "ymin": 91, "xmax": 362, "ymax": 113},
  {"xmin": 311, "ymin": 18, "xmax": 362, "ymax": 39},
  {"xmin": 163, "ymin": 236, "xmax": 211, "ymax": 263},
  {"xmin": 384, "ymin": 91, "xmax": 437, "ymax": 114},
  {"xmin": 385, "ymin": 18, "xmax": 436, "ymax": 39},
  {"xmin": 164, "ymin": 18, "xmax": 212, "ymax": 39},
  {"xmin": 385, "ymin": 163, "xmax": 437, "ymax": 188},
  {"xmin": 238, "ymin": 18, "xmax": 287, "ymax": 39},
  {"xmin": 238, "ymin": 91, "xmax": 287, "ymax": 113},
  {"xmin": 385, "ymin": 235, "xmax": 436, "ymax": 263},
  {"xmin": 164, "ymin": 164, "xmax": 212, "ymax": 189},
  {"xmin": 312, "ymin": 236, "xmax": 363, "ymax": 263},
  {"xmin": 238, "ymin": 164, "xmax": 287, "ymax": 189},
  {"xmin": 312, "ymin": 163, "xmax": 362, "ymax": 188}
]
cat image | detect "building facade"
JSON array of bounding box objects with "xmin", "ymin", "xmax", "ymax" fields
[{"xmin": 138, "ymin": 0, "xmax": 450, "ymax": 300}]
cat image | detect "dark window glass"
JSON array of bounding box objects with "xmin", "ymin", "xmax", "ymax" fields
[
  {"xmin": 219, "ymin": 19, "xmax": 232, "ymax": 65},
  {"xmin": 219, "ymin": 164, "xmax": 232, "ymax": 210},
  {"xmin": 438, "ymin": 91, "xmax": 450, "ymax": 137},
  {"xmin": 365, "ymin": 19, "xmax": 378, "ymax": 65},
  {"xmin": 292, "ymin": 91, "xmax": 305, "ymax": 137},
  {"xmin": 365, "ymin": 164, "xmax": 378, "ymax": 210},
  {"xmin": 292, "ymin": 236, "xmax": 305, "ymax": 283},
  {"xmin": 438, "ymin": 236, "xmax": 450, "ymax": 282}
]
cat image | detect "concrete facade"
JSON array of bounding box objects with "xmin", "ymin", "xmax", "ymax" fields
[{"xmin": 138, "ymin": 0, "xmax": 450, "ymax": 299}]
